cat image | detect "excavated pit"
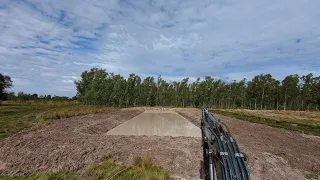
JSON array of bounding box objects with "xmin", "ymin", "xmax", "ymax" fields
[{"xmin": 106, "ymin": 110, "xmax": 201, "ymax": 137}]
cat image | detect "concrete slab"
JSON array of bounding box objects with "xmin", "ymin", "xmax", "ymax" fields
[{"xmin": 106, "ymin": 111, "xmax": 201, "ymax": 137}]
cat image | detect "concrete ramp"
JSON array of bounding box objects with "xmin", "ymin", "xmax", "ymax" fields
[{"xmin": 106, "ymin": 110, "xmax": 201, "ymax": 137}]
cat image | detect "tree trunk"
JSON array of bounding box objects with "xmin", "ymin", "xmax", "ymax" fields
[
  {"xmin": 284, "ymin": 92, "xmax": 287, "ymax": 111},
  {"xmin": 233, "ymin": 97, "xmax": 236, "ymax": 108},
  {"xmin": 254, "ymin": 98, "xmax": 257, "ymax": 110},
  {"xmin": 261, "ymin": 88, "xmax": 265, "ymax": 110}
]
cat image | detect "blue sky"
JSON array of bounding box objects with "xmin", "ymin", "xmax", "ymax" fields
[{"xmin": 1, "ymin": 0, "xmax": 320, "ymax": 97}]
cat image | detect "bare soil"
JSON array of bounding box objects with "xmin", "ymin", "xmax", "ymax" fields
[
  {"xmin": 176, "ymin": 108, "xmax": 320, "ymax": 180},
  {"xmin": 0, "ymin": 108, "xmax": 202, "ymax": 179},
  {"xmin": 1, "ymin": 107, "xmax": 319, "ymax": 180}
]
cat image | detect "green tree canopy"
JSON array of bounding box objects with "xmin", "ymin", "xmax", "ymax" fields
[
  {"xmin": 0, "ymin": 73, "xmax": 13, "ymax": 100},
  {"xmin": 74, "ymin": 69, "xmax": 320, "ymax": 110}
]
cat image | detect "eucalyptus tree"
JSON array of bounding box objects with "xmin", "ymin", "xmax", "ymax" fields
[
  {"xmin": 110, "ymin": 74, "xmax": 126, "ymax": 106},
  {"xmin": 140, "ymin": 77, "xmax": 156, "ymax": 106},
  {"xmin": 301, "ymin": 73, "xmax": 314, "ymax": 110},
  {"xmin": 282, "ymin": 74, "xmax": 300, "ymax": 110},
  {"xmin": 180, "ymin": 78, "xmax": 189, "ymax": 107},
  {"xmin": 74, "ymin": 68, "xmax": 319, "ymax": 110},
  {"xmin": 0, "ymin": 73, "xmax": 12, "ymax": 100},
  {"xmin": 313, "ymin": 76, "xmax": 320, "ymax": 110}
]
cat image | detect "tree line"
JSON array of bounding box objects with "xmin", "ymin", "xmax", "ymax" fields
[
  {"xmin": 75, "ymin": 68, "xmax": 320, "ymax": 110},
  {"xmin": 4, "ymin": 91, "xmax": 75, "ymax": 102},
  {"xmin": 0, "ymin": 73, "xmax": 75, "ymax": 102},
  {"xmin": 8, "ymin": 92, "xmax": 75, "ymax": 101}
]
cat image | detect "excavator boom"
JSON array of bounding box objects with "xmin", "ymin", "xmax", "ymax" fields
[{"xmin": 201, "ymin": 108, "xmax": 250, "ymax": 180}]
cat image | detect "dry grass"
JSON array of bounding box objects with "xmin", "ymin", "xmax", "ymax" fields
[
  {"xmin": 0, "ymin": 171, "xmax": 75, "ymax": 180},
  {"xmin": 0, "ymin": 157, "xmax": 171, "ymax": 180},
  {"xmin": 0, "ymin": 101, "xmax": 118, "ymax": 140},
  {"xmin": 86, "ymin": 157, "xmax": 171, "ymax": 180},
  {"xmin": 211, "ymin": 109, "xmax": 320, "ymax": 136},
  {"xmin": 305, "ymin": 172, "xmax": 320, "ymax": 179},
  {"xmin": 241, "ymin": 109, "xmax": 320, "ymax": 123},
  {"xmin": 232, "ymin": 109, "xmax": 320, "ymax": 125}
]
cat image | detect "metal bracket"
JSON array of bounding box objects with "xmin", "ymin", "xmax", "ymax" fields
[
  {"xmin": 235, "ymin": 153, "xmax": 244, "ymax": 158},
  {"xmin": 220, "ymin": 152, "xmax": 229, "ymax": 156}
]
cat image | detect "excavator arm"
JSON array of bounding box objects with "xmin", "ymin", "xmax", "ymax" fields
[{"xmin": 201, "ymin": 108, "xmax": 250, "ymax": 180}]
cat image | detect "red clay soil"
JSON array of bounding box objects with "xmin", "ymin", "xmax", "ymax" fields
[
  {"xmin": 0, "ymin": 108, "xmax": 202, "ymax": 180},
  {"xmin": 176, "ymin": 108, "xmax": 320, "ymax": 180}
]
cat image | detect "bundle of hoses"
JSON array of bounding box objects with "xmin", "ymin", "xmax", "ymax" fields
[{"xmin": 201, "ymin": 108, "xmax": 250, "ymax": 180}]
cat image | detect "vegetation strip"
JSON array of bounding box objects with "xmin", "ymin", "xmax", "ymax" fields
[
  {"xmin": 211, "ymin": 109, "xmax": 320, "ymax": 136},
  {"xmin": 0, "ymin": 171, "xmax": 75, "ymax": 180},
  {"xmin": 305, "ymin": 172, "xmax": 320, "ymax": 180},
  {"xmin": 86, "ymin": 157, "xmax": 170, "ymax": 180},
  {"xmin": 0, "ymin": 158, "xmax": 171, "ymax": 180},
  {"xmin": 0, "ymin": 101, "xmax": 118, "ymax": 140}
]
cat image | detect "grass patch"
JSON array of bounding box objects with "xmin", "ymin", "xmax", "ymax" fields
[
  {"xmin": 0, "ymin": 101, "xmax": 118, "ymax": 140},
  {"xmin": 211, "ymin": 109, "xmax": 320, "ymax": 136},
  {"xmin": 0, "ymin": 171, "xmax": 74, "ymax": 180},
  {"xmin": 0, "ymin": 157, "xmax": 171, "ymax": 180},
  {"xmin": 86, "ymin": 157, "xmax": 171, "ymax": 180},
  {"xmin": 305, "ymin": 172, "xmax": 320, "ymax": 179}
]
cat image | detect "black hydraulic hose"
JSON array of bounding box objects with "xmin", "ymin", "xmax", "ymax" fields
[
  {"xmin": 203, "ymin": 109, "xmax": 250, "ymax": 180},
  {"xmin": 220, "ymin": 136, "xmax": 235, "ymax": 180},
  {"xmin": 208, "ymin": 112, "xmax": 233, "ymax": 180},
  {"xmin": 204, "ymin": 119, "xmax": 227, "ymax": 180},
  {"xmin": 211, "ymin": 111, "xmax": 237, "ymax": 180},
  {"xmin": 226, "ymin": 138, "xmax": 241, "ymax": 180},
  {"xmin": 206, "ymin": 123, "xmax": 227, "ymax": 179},
  {"xmin": 232, "ymin": 144, "xmax": 242, "ymax": 180},
  {"xmin": 234, "ymin": 141, "xmax": 250, "ymax": 180}
]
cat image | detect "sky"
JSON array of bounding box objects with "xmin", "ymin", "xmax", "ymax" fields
[{"xmin": 1, "ymin": 0, "xmax": 320, "ymax": 97}]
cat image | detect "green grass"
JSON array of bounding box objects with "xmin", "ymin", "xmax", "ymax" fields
[
  {"xmin": 0, "ymin": 171, "xmax": 74, "ymax": 180},
  {"xmin": 0, "ymin": 101, "xmax": 118, "ymax": 140},
  {"xmin": 86, "ymin": 157, "xmax": 171, "ymax": 180},
  {"xmin": 0, "ymin": 158, "xmax": 171, "ymax": 180},
  {"xmin": 305, "ymin": 172, "xmax": 320, "ymax": 179},
  {"xmin": 210, "ymin": 109, "xmax": 320, "ymax": 136}
]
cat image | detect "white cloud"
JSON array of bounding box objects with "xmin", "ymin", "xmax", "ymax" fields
[
  {"xmin": 0, "ymin": 0, "xmax": 320, "ymax": 96},
  {"xmin": 62, "ymin": 79, "xmax": 74, "ymax": 84},
  {"xmin": 224, "ymin": 65, "xmax": 320, "ymax": 82}
]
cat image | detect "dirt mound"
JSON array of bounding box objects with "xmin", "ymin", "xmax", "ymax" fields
[{"xmin": 176, "ymin": 108, "xmax": 320, "ymax": 180}]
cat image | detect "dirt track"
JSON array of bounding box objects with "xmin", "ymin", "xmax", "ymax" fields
[{"xmin": 0, "ymin": 108, "xmax": 319, "ymax": 180}]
